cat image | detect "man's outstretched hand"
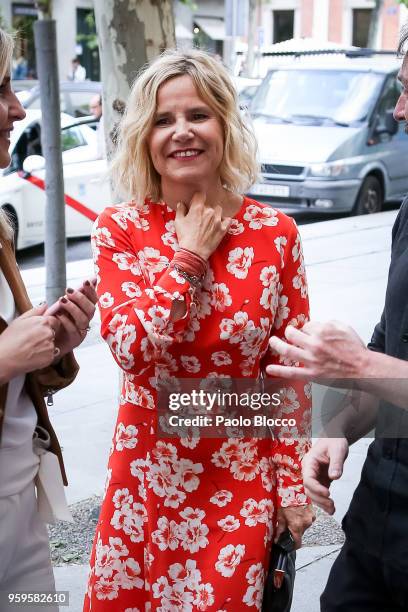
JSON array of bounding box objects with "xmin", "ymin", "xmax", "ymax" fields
[
  {"xmin": 266, "ymin": 320, "xmax": 367, "ymax": 380},
  {"xmin": 302, "ymin": 438, "xmax": 349, "ymax": 515}
]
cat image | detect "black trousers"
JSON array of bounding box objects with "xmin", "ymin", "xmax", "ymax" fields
[{"xmin": 320, "ymin": 539, "xmax": 408, "ymax": 612}]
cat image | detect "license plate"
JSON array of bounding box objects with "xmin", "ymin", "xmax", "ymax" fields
[{"xmin": 250, "ymin": 183, "xmax": 290, "ymax": 197}]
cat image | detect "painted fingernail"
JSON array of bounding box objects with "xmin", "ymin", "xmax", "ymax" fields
[
  {"xmin": 84, "ymin": 280, "xmax": 91, "ymax": 287},
  {"xmin": 60, "ymin": 297, "xmax": 68, "ymax": 304},
  {"xmin": 66, "ymin": 287, "xmax": 74, "ymax": 294}
]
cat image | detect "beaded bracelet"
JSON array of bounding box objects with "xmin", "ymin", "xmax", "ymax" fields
[
  {"xmin": 171, "ymin": 249, "xmax": 207, "ymax": 276},
  {"xmin": 171, "ymin": 264, "xmax": 204, "ymax": 287}
]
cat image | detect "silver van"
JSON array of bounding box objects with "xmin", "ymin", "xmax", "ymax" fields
[{"xmin": 248, "ymin": 56, "xmax": 407, "ymax": 215}]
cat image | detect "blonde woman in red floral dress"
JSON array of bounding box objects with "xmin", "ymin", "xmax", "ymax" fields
[{"xmin": 84, "ymin": 49, "xmax": 314, "ymax": 611}]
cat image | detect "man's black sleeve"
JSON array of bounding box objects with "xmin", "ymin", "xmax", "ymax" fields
[
  {"xmin": 368, "ymin": 311, "xmax": 386, "ymax": 354},
  {"xmin": 367, "ymin": 199, "xmax": 408, "ymax": 355}
]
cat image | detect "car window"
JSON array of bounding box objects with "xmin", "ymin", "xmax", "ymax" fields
[
  {"xmin": 66, "ymin": 91, "xmax": 97, "ymax": 118},
  {"xmin": 25, "ymin": 88, "xmax": 100, "ymax": 118},
  {"xmin": 252, "ymin": 69, "xmax": 384, "ymax": 125},
  {"xmin": 5, "ymin": 122, "xmax": 42, "ymax": 174},
  {"xmin": 61, "ymin": 126, "xmax": 87, "ymax": 151},
  {"xmin": 240, "ymin": 85, "xmax": 259, "ymax": 102},
  {"xmin": 28, "ymin": 93, "xmax": 41, "ymax": 110},
  {"xmin": 376, "ymin": 76, "xmax": 401, "ymax": 120},
  {"xmin": 25, "ymin": 92, "xmax": 66, "ymax": 112},
  {"xmin": 6, "ymin": 134, "xmax": 27, "ymax": 173}
]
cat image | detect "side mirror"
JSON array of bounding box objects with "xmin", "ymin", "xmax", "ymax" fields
[
  {"xmin": 374, "ymin": 110, "xmax": 399, "ymax": 137},
  {"xmin": 384, "ymin": 109, "xmax": 399, "ymax": 136},
  {"xmin": 22, "ymin": 154, "xmax": 45, "ymax": 174}
]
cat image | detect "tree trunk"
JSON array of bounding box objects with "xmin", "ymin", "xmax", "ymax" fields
[
  {"xmin": 33, "ymin": 16, "xmax": 67, "ymax": 304},
  {"xmin": 367, "ymin": 0, "xmax": 383, "ymax": 49},
  {"xmin": 93, "ymin": 0, "xmax": 176, "ymax": 160}
]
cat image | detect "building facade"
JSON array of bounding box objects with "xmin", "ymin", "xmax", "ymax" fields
[
  {"xmin": 0, "ymin": 0, "xmax": 99, "ymax": 81},
  {"xmin": 260, "ymin": 0, "xmax": 408, "ymax": 50},
  {"xmin": 175, "ymin": 0, "xmax": 408, "ymax": 76},
  {"xmin": 1, "ymin": 0, "xmax": 407, "ymax": 82}
]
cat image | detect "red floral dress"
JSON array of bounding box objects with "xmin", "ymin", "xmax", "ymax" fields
[{"xmin": 84, "ymin": 197, "xmax": 311, "ymax": 611}]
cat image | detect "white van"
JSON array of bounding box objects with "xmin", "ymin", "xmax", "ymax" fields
[{"xmin": 248, "ymin": 55, "xmax": 406, "ymax": 215}]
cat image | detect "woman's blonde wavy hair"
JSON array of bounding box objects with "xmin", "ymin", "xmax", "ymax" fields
[
  {"xmin": 0, "ymin": 27, "xmax": 14, "ymax": 240},
  {"xmin": 111, "ymin": 49, "xmax": 259, "ymax": 204}
]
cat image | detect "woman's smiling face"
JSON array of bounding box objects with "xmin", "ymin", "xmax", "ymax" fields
[
  {"xmin": 147, "ymin": 74, "xmax": 224, "ymax": 189},
  {"xmin": 0, "ymin": 72, "xmax": 25, "ymax": 168}
]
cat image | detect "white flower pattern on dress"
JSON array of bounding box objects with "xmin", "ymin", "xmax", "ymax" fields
[
  {"xmin": 215, "ymin": 544, "xmax": 245, "ymax": 577},
  {"xmin": 227, "ymin": 247, "xmax": 254, "ymax": 279},
  {"xmin": 243, "ymin": 204, "xmax": 279, "ymax": 229}
]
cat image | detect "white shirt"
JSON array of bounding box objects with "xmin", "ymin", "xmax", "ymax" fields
[
  {"xmin": 0, "ymin": 269, "xmax": 39, "ymax": 497},
  {"xmin": 72, "ymin": 64, "xmax": 86, "ymax": 82}
]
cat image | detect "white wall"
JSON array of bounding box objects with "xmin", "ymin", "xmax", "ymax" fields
[
  {"xmin": 0, "ymin": 0, "xmax": 12, "ymax": 26},
  {"xmin": 0, "ymin": 0, "xmax": 94, "ymax": 81},
  {"xmin": 54, "ymin": 0, "xmax": 93, "ymax": 81},
  {"xmin": 194, "ymin": 0, "xmax": 224, "ymax": 18},
  {"xmin": 400, "ymin": 3, "xmax": 408, "ymax": 30},
  {"xmin": 312, "ymin": 0, "xmax": 329, "ymax": 41}
]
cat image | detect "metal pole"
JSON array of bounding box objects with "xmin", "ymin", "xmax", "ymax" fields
[
  {"xmin": 230, "ymin": 0, "xmax": 237, "ymax": 73},
  {"xmin": 33, "ymin": 19, "xmax": 66, "ymax": 305}
]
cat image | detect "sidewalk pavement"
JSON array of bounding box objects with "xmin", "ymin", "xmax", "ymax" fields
[
  {"xmin": 22, "ymin": 209, "xmax": 398, "ymax": 612},
  {"xmin": 52, "ymin": 545, "xmax": 344, "ymax": 611}
]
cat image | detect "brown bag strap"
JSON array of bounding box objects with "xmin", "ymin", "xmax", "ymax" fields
[
  {"xmin": 0, "ymin": 239, "xmax": 30, "ymax": 442},
  {"xmin": 0, "ymin": 316, "xmax": 8, "ymax": 442},
  {"xmin": 0, "ymin": 240, "xmax": 31, "ymax": 314}
]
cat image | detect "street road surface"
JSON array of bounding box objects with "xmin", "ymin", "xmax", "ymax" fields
[{"xmin": 17, "ymin": 236, "xmax": 92, "ymax": 270}]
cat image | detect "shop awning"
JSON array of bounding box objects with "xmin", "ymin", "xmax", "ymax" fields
[
  {"xmin": 194, "ymin": 18, "xmax": 226, "ymax": 41},
  {"xmin": 176, "ymin": 23, "xmax": 193, "ymax": 40}
]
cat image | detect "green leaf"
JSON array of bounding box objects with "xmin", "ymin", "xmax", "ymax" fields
[{"xmin": 179, "ymin": 0, "xmax": 197, "ymax": 9}]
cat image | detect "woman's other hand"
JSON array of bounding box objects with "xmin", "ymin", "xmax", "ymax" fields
[
  {"xmin": 175, "ymin": 192, "xmax": 231, "ymax": 260},
  {"xmin": 0, "ymin": 304, "xmax": 59, "ymax": 384},
  {"xmin": 275, "ymin": 504, "xmax": 315, "ymax": 549},
  {"xmin": 52, "ymin": 283, "xmax": 97, "ymax": 358}
]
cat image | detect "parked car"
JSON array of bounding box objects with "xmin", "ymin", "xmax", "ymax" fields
[
  {"xmin": 0, "ymin": 110, "xmax": 109, "ymax": 250},
  {"xmin": 12, "ymin": 79, "xmax": 39, "ymax": 105},
  {"xmin": 234, "ymin": 76, "xmax": 262, "ymax": 107},
  {"xmin": 18, "ymin": 78, "xmax": 257, "ymax": 116},
  {"xmin": 248, "ymin": 55, "xmax": 406, "ymax": 215},
  {"xmin": 17, "ymin": 80, "xmax": 102, "ymax": 118}
]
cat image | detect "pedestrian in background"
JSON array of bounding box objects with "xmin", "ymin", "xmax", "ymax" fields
[
  {"xmin": 12, "ymin": 54, "xmax": 28, "ymax": 80},
  {"xmin": 85, "ymin": 48, "xmax": 314, "ymax": 610},
  {"xmin": 0, "ymin": 28, "xmax": 97, "ymax": 612},
  {"xmin": 69, "ymin": 56, "xmax": 86, "ymax": 82}
]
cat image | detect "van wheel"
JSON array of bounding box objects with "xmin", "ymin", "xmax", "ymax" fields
[{"xmin": 353, "ymin": 176, "xmax": 382, "ymax": 215}]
